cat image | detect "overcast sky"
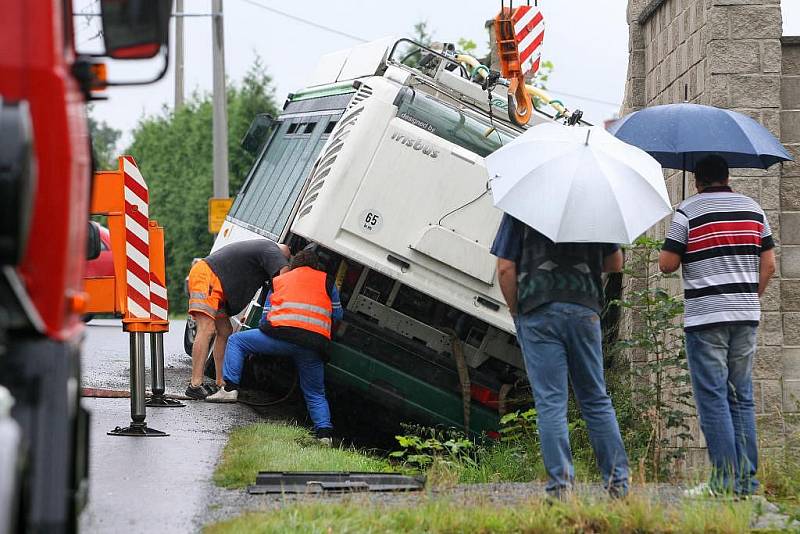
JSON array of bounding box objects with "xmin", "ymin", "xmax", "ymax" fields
[{"xmin": 77, "ymin": 0, "xmax": 800, "ymax": 147}]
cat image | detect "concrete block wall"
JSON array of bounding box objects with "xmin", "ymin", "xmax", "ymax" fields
[
  {"xmin": 782, "ymin": 37, "xmax": 800, "ymax": 447},
  {"xmin": 624, "ymin": 0, "xmax": 797, "ymax": 457}
]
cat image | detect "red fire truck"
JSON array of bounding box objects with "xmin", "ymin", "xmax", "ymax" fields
[{"xmin": 0, "ymin": 1, "xmax": 171, "ymax": 531}]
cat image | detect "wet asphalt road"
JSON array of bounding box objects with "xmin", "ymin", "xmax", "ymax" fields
[{"xmin": 78, "ymin": 319, "xmax": 261, "ymax": 534}]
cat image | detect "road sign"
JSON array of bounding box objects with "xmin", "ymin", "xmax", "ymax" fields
[{"xmin": 208, "ymin": 197, "xmax": 233, "ymax": 233}]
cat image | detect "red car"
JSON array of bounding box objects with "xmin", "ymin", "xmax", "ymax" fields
[{"xmin": 86, "ymin": 222, "xmax": 113, "ymax": 277}]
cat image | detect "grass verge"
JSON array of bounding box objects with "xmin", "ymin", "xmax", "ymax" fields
[
  {"xmin": 760, "ymin": 449, "xmax": 800, "ymax": 523},
  {"xmin": 205, "ymin": 494, "xmax": 758, "ymax": 534},
  {"xmin": 213, "ymin": 423, "xmax": 392, "ymax": 489}
]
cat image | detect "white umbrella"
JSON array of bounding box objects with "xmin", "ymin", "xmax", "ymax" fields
[{"xmin": 486, "ymin": 122, "xmax": 671, "ymax": 244}]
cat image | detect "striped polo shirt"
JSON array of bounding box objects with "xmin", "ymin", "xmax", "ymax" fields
[{"xmin": 662, "ymin": 186, "xmax": 774, "ymax": 331}]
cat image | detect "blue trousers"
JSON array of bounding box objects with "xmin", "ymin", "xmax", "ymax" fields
[
  {"xmin": 223, "ymin": 328, "xmax": 332, "ymax": 430},
  {"xmin": 515, "ymin": 302, "xmax": 629, "ymax": 495},
  {"xmin": 686, "ymin": 325, "xmax": 758, "ymax": 495}
]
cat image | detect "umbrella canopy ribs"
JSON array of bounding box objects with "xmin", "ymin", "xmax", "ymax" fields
[{"xmin": 486, "ymin": 123, "xmax": 671, "ymax": 245}]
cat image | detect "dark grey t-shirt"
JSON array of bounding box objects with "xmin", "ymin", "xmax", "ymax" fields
[
  {"xmin": 491, "ymin": 215, "xmax": 618, "ymax": 314},
  {"xmin": 204, "ymin": 239, "xmax": 288, "ymax": 315}
]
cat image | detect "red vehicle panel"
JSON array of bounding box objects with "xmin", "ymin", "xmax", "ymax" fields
[
  {"xmin": 86, "ymin": 223, "xmax": 114, "ymax": 278},
  {"xmin": 0, "ymin": 0, "xmax": 90, "ymax": 341}
]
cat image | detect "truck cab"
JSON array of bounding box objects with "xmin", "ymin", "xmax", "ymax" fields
[{"xmin": 212, "ymin": 38, "xmax": 561, "ymax": 433}]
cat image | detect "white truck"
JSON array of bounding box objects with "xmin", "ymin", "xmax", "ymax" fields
[{"xmin": 208, "ymin": 37, "xmax": 582, "ymax": 432}]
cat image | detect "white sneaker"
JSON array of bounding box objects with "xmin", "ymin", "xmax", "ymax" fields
[
  {"xmin": 683, "ymin": 483, "xmax": 717, "ymax": 498},
  {"xmin": 205, "ymin": 388, "xmax": 238, "ymax": 403}
]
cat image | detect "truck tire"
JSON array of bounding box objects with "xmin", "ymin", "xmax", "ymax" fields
[
  {"xmin": 183, "ymin": 316, "xmax": 196, "ymax": 357},
  {"xmin": 0, "ymin": 336, "xmax": 87, "ymax": 534}
]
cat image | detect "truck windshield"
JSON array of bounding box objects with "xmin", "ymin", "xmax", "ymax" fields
[
  {"xmin": 228, "ymin": 107, "xmax": 344, "ymax": 239},
  {"xmin": 394, "ymin": 88, "xmax": 516, "ymax": 157}
]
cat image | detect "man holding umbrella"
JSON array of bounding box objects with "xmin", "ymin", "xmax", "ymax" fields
[
  {"xmin": 611, "ymin": 102, "xmax": 791, "ymax": 496},
  {"xmin": 659, "ymin": 155, "xmax": 776, "ymax": 496},
  {"xmin": 492, "ymin": 217, "xmax": 630, "ymax": 499},
  {"xmin": 485, "ymin": 123, "xmax": 675, "ymax": 499}
]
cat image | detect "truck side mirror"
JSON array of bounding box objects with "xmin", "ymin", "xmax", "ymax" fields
[
  {"xmin": 241, "ymin": 114, "xmax": 276, "ymax": 157},
  {"xmin": 87, "ymin": 223, "xmax": 102, "ymax": 261},
  {"xmin": 100, "ymin": 0, "xmax": 172, "ymax": 60},
  {"xmin": 0, "ymin": 98, "xmax": 36, "ymax": 266}
]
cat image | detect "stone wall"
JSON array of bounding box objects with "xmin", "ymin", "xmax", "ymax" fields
[
  {"xmin": 782, "ymin": 37, "xmax": 800, "ymax": 451},
  {"xmin": 624, "ymin": 0, "xmax": 797, "ymax": 462}
]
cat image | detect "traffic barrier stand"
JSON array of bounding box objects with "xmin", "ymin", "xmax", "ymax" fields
[
  {"xmin": 88, "ymin": 156, "xmax": 172, "ymax": 437},
  {"xmin": 145, "ymin": 220, "xmax": 184, "ymax": 408}
]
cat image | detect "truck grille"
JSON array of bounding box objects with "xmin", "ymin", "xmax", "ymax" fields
[
  {"xmin": 348, "ymin": 84, "xmax": 373, "ymax": 109},
  {"xmin": 297, "ymin": 106, "xmax": 365, "ymax": 219}
]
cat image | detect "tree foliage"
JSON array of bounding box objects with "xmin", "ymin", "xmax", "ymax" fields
[
  {"xmin": 88, "ymin": 107, "xmax": 122, "ymax": 171},
  {"xmin": 125, "ymin": 59, "xmax": 278, "ymax": 310}
]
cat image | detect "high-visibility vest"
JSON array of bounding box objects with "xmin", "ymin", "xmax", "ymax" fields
[{"xmin": 266, "ymin": 267, "xmax": 332, "ymax": 339}]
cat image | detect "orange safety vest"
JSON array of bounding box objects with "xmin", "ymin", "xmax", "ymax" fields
[{"xmin": 266, "ymin": 267, "xmax": 332, "ymax": 339}]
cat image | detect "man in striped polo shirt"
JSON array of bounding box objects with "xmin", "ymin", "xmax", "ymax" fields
[{"xmin": 659, "ymin": 155, "xmax": 776, "ymax": 496}]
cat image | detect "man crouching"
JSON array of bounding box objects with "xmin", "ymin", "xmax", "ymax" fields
[{"xmin": 206, "ymin": 249, "xmax": 341, "ymax": 446}]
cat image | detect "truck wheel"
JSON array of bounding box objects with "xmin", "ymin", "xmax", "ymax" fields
[
  {"xmin": 0, "ymin": 336, "xmax": 87, "ymax": 533},
  {"xmin": 203, "ymin": 353, "xmax": 216, "ymax": 381},
  {"xmin": 183, "ymin": 316, "xmax": 196, "ymax": 356}
]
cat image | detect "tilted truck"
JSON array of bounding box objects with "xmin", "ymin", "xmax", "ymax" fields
[
  {"xmin": 0, "ymin": 2, "xmax": 172, "ymax": 531},
  {"xmin": 205, "ymin": 37, "xmax": 586, "ymax": 434}
]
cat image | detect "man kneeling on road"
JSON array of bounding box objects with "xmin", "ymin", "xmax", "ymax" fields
[
  {"xmin": 206, "ymin": 249, "xmax": 341, "ymax": 446},
  {"xmin": 186, "ymin": 240, "xmax": 290, "ymax": 400}
]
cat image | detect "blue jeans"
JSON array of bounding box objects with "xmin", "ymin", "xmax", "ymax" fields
[
  {"xmin": 515, "ymin": 302, "xmax": 629, "ymax": 496},
  {"xmin": 686, "ymin": 325, "xmax": 758, "ymax": 495},
  {"xmin": 223, "ymin": 329, "xmax": 332, "ymax": 430}
]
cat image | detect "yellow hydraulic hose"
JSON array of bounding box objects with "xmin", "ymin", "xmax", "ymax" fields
[{"xmin": 455, "ymin": 53, "xmax": 572, "ymax": 121}]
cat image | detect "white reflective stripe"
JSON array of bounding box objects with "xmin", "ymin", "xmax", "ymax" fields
[
  {"xmin": 270, "ymin": 301, "xmax": 331, "ymax": 317},
  {"xmin": 150, "ymin": 283, "xmax": 168, "ymax": 299},
  {"xmin": 124, "ymin": 187, "xmax": 149, "ymax": 218},
  {"xmin": 126, "ymin": 271, "xmax": 150, "ymax": 298},
  {"xmin": 269, "ymin": 313, "xmax": 330, "ymax": 330},
  {"xmin": 127, "ymin": 299, "xmax": 149, "ymax": 318},
  {"xmin": 150, "ymin": 303, "xmax": 168, "ymax": 320},
  {"xmin": 189, "ymin": 292, "xmax": 208, "ymax": 300},
  {"xmin": 517, "ymin": 22, "xmax": 544, "ymax": 56},
  {"xmin": 125, "ymin": 214, "xmax": 150, "ymax": 242},
  {"xmin": 514, "ymin": 7, "xmax": 537, "ymax": 34},
  {"xmin": 123, "ymin": 157, "xmax": 148, "ymax": 190},
  {"xmin": 189, "ymin": 302, "xmax": 219, "ymax": 315},
  {"xmin": 126, "ymin": 242, "xmax": 150, "ymax": 271}
]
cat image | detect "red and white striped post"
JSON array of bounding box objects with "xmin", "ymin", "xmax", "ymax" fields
[
  {"xmin": 109, "ymin": 157, "xmax": 169, "ymax": 436},
  {"xmin": 122, "ymin": 156, "xmax": 152, "ymax": 320}
]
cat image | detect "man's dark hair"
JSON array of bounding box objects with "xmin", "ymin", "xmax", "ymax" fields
[
  {"xmin": 694, "ymin": 155, "xmax": 729, "ymax": 185},
  {"xmin": 290, "ymin": 249, "xmax": 319, "ymax": 270}
]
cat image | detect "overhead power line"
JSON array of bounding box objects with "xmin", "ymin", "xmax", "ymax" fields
[
  {"xmin": 236, "ymin": 1, "xmax": 619, "ymax": 108},
  {"xmin": 239, "ymin": 0, "xmax": 369, "ymax": 43},
  {"xmin": 545, "ymin": 88, "xmax": 622, "ymax": 108}
]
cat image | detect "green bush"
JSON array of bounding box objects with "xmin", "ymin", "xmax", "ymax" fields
[{"xmin": 609, "ymin": 236, "xmax": 694, "ymax": 480}]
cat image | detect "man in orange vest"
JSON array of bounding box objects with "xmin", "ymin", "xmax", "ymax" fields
[{"xmin": 206, "ymin": 248, "xmax": 342, "ymax": 445}]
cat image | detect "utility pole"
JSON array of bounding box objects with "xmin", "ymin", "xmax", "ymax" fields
[
  {"xmin": 174, "ymin": 0, "xmax": 185, "ymax": 109},
  {"xmin": 211, "ymin": 0, "xmax": 229, "ymax": 199}
]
